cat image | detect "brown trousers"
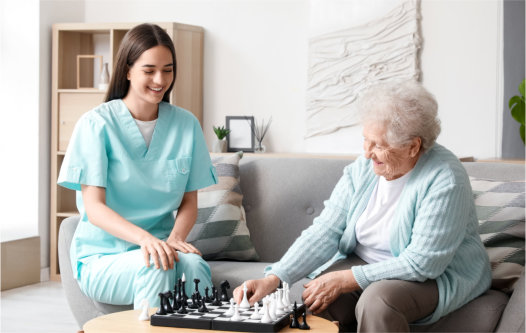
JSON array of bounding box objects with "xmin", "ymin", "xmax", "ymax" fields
[{"xmin": 317, "ymin": 255, "xmax": 439, "ymax": 332}]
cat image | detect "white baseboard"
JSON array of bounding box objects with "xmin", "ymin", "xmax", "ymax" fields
[{"xmin": 41, "ymin": 267, "xmax": 50, "ymax": 282}]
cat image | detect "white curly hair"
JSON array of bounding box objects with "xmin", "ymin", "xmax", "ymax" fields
[{"xmin": 358, "ymin": 80, "xmax": 441, "ymax": 153}]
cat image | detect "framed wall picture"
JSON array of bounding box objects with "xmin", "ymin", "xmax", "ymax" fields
[{"xmin": 226, "ymin": 116, "xmax": 254, "ymax": 152}]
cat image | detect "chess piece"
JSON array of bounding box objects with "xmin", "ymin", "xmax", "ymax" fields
[
  {"xmin": 138, "ymin": 299, "xmax": 149, "ymax": 321},
  {"xmin": 225, "ymin": 298, "xmax": 235, "ymax": 316},
  {"xmin": 211, "ymin": 289, "xmax": 222, "ymax": 306},
  {"xmin": 156, "ymin": 293, "xmax": 167, "ymax": 315},
  {"xmin": 181, "ymin": 273, "xmax": 189, "ymax": 306},
  {"xmin": 163, "ymin": 291, "xmax": 174, "ymax": 313},
  {"xmin": 220, "ymin": 280, "xmax": 230, "ymax": 301},
  {"xmin": 260, "ymin": 296, "xmax": 268, "ymax": 314},
  {"xmin": 204, "ymin": 286, "xmax": 212, "ymax": 303},
  {"xmin": 192, "ymin": 278, "xmax": 201, "ymax": 303},
  {"xmin": 198, "ymin": 299, "xmax": 209, "ymax": 313},
  {"xmin": 177, "ymin": 301, "xmax": 188, "ymax": 314},
  {"xmin": 299, "ymin": 307, "xmax": 310, "ymax": 330},
  {"xmin": 175, "ymin": 278, "xmax": 182, "ymax": 304},
  {"xmin": 240, "ymin": 282, "xmax": 250, "ymax": 310},
  {"xmin": 188, "ymin": 294, "xmax": 198, "ymax": 309},
  {"xmin": 250, "ymin": 302, "xmax": 261, "ymax": 320},
  {"xmin": 275, "ymin": 289, "xmax": 285, "ymax": 315},
  {"xmin": 211, "ymin": 286, "xmax": 217, "ymax": 301},
  {"xmin": 260, "ymin": 298, "xmax": 272, "ymax": 323},
  {"xmin": 289, "ymin": 302, "xmax": 299, "ymax": 328},
  {"xmin": 230, "ymin": 304, "xmax": 241, "ymax": 321},
  {"xmin": 268, "ymin": 293, "xmax": 277, "ymax": 321}
]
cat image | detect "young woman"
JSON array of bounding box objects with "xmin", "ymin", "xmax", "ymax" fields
[{"xmin": 58, "ymin": 23, "xmax": 217, "ymax": 309}]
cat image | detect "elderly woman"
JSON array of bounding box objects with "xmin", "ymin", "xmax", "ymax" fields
[{"xmin": 233, "ymin": 81, "xmax": 491, "ymax": 332}]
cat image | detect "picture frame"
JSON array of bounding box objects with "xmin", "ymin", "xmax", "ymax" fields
[{"xmin": 226, "ymin": 116, "xmax": 255, "ymax": 152}]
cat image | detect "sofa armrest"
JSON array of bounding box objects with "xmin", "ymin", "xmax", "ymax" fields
[{"xmin": 496, "ymin": 270, "xmax": 525, "ymax": 332}]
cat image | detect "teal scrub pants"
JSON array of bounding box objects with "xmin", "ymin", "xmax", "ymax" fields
[{"xmin": 78, "ymin": 250, "xmax": 212, "ymax": 309}]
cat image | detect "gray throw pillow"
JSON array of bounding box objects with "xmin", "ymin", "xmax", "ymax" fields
[
  {"xmin": 188, "ymin": 152, "xmax": 259, "ymax": 261},
  {"xmin": 471, "ymin": 177, "xmax": 525, "ymax": 293}
]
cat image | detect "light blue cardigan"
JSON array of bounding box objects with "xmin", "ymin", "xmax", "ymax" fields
[{"xmin": 265, "ymin": 144, "xmax": 491, "ymax": 324}]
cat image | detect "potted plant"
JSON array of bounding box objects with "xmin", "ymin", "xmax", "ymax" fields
[
  {"xmin": 509, "ymin": 79, "xmax": 525, "ymax": 144},
  {"xmin": 212, "ymin": 125, "xmax": 231, "ymax": 153}
]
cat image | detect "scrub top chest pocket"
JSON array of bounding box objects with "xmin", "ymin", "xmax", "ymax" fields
[{"xmin": 165, "ymin": 157, "xmax": 192, "ymax": 191}]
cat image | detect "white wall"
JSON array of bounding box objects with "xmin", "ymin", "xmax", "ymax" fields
[
  {"xmin": 81, "ymin": 0, "xmax": 504, "ymax": 158},
  {"xmin": 0, "ymin": 0, "xmax": 40, "ymax": 242}
]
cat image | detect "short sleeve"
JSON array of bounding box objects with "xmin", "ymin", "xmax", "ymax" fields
[
  {"xmin": 185, "ymin": 118, "xmax": 217, "ymax": 192},
  {"xmin": 57, "ymin": 114, "xmax": 108, "ymax": 191}
]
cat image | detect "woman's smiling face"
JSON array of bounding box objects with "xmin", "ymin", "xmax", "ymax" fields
[
  {"xmin": 362, "ymin": 121, "xmax": 421, "ymax": 181},
  {"xmin": 125, "ymin": 45, "xmax": 174, "ymax": 110}
]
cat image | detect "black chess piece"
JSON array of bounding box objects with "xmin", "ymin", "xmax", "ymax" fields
[
  {"xmin": 175, "ymin": 278, "xmax": 182, "ymax": 304},
  {"xmin": 198, "ymin": 299, "xmax": 209, "ymax": 313},
  {"xmin": 177, "ymin": 300, "xmax": 188, "ymax": 314},
  {"xmin": 192, "ymin": 278, "xmax": 202, "ymax": 303},
  {"xmin": 163, "ymin": 291, "xmax": 174, "ymax": 313},
  {"xmin": 211, "ymin": 286, "xmax": 217, "ymax": 301},
  {"xmin": 188, "ymin": 294, "xmax": 198, "ymax": 309},
  {"xmin": 204, "ymin": 286, "xmax": 212, "ymax": 303},
  {"xmin": 220, "ymin": 280, "xmax": 230, "ymax": 301},
  {"xmin": 182, "ymin": 278, "xmax": 189, "ymax": 303},
  {"xmin": 299, "ymin": 307, "xmax": 310, "ymax": 330},
  {"xmin": 211, "ymin": 289, "xmax": 222, "ymax": 306},
  {"xmin": 156, "ymin": 293, "xmax": 167, "ymax": 315},
  {"xmin": 289, "ymin": 301, "xmax": 300, "ymax": 328}
]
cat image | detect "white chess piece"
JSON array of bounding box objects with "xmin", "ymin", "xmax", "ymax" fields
[
  {"xmin": 260, "ymin": 298, "xmax": 272, "ymax": 323},
  {"xmin": 275, "ymin": 290, "xmax": 285, "ymax": 315},
  {"xmin": 285, "ymin": 289, "xmax": 292, "ymax": 311},
  {"xmin": 250, "ymin": 302, "xmax": 261, "ymax": 320},
  {"xmin": 138, "ymin": 299, "xmax": 149, "ymax": 321},
  {"xmin": 268, "ymin": 293, "xmax": 277, "ymax": 321},
  {"xmin": 225, "ymin": 298, "xmax": 235, "ymax": 316},
  {"xmin": 240, "ymin": 282, "xmax": 250, "ymax": 310},
  {"xmin": 259, "ymin": 296, "xmax": 268, "ymax": 314},
  {"xmin": 230, "ymin": 304, "xmax": 241, "ymax": 321}
]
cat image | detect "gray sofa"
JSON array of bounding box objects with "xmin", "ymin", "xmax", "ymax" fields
[{"xmin": 59, "ymin": 156, "xmax": 525, "ymax": 331}]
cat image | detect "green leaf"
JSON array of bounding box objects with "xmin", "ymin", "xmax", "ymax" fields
[
  {"xmin": 519, "ymin": 79, "xmax": 525, "ymax": 97},
  {"xmin": 511, "ymin": 102, "xmax": 525, "ymax": 125},
  {"xmin": 521, "ymin": 124, "xmax": 525, "ymax": 144},
  {"xmin": 509, "ymin": 95, "xmax": 522, "ymax": 109}
]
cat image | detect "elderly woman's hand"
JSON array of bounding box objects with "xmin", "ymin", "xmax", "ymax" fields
[
  {"xmin": 233, "ymin": 275, "xmax": 281, "ymax": 306},
  {"xmin": 302, "ymin": 270, "xmax": 360, "ymax": 314}
]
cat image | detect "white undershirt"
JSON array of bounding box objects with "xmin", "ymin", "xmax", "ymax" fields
[
  {"xmin": 134, "ymin": 118, "xmax": 157, "ymax": 148},
  {"xmin": 354, "ymin": 170, "xmax": 412, "ymax": 263}
]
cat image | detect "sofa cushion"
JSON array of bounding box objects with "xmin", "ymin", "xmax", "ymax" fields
[
  {"xmin": 471, "ymin": 177, "xmax": 525, "ymax": 293},
  {"xmin": 187, "ymin": 152, "xmax": 259, "ymax": 261}
]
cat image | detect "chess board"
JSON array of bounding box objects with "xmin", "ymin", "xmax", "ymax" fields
[{"xmin": 150, "ymin": 302, "xmax": 306, "ymax": 332}]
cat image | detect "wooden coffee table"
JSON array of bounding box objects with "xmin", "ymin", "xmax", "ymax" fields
[{"xmin": 83, "ymin": 308, "xmax": 338, "ymax": 332}]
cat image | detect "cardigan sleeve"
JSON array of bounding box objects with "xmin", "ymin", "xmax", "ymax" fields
[
  {"xmin": 352, "ymin": 172, "xmax": 473, "ymax": 289},
  {"xmin": 264, "ymin": 164, "xmax": 355, "ymax": 284}
]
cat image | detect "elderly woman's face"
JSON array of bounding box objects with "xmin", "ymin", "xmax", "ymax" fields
[{"xmin": 362, "ymin": 122, "xmax": 421, "ymax": 181}]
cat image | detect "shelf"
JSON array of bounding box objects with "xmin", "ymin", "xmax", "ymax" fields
[
  {"xmin": 57, "ymin": 89, "xmax": 107, "ymax": 94},
  {"xmin": 57, "ymin": 211, "xmax": 79, "ymax": 218}
]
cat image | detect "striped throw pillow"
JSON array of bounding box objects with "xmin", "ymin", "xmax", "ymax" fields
[
  {"xmin": 188, "ymin": 152, "xmax": 259, "ymax": 261},
  {"xmin": 471, "ymin": 177, "xmax": 525, "ymax": 293}
]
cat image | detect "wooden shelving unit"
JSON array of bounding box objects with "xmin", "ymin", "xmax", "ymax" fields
[{"xmin": 49, "ymin": 22, "xmax": 204, "ymax": 281}]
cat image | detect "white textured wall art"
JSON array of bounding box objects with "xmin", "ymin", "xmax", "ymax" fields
[{"xmin": 306, "ymin": 0, "xmax": 422, "ymax": 138}]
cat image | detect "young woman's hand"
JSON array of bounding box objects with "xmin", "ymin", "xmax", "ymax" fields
[
  {"xmin": 166, "ymin": 238, "xmax": 202, "ymax": 256},
  {"xmin": 139, "ymin": 234, "xmax": 179, "ymax": 270}
]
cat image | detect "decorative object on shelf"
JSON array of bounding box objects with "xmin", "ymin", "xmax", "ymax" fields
[
  {"xmin": 226, "ymin": 116, "xmax": 255, "ymax": 152},
  {"xmin": 99, "ymin": 62, "xmax": 110, "ymax": 90},
  {"xmin": 248, "ymin": 116, "xmax": 272, "ymax": 153},
  {"xmin": 76, "ymin": 54, "xmax": 103, "ymax": 89},
  {"xmin": 212, "ymin": 125, "xmax": 231, "ymax": 153},
  {"xmin": 509, "ymin": 79, "xmax": 525, "ymax": 144}
]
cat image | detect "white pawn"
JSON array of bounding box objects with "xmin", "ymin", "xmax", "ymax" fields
[
  {"xmin": 138, "ymin": 299, "xmax": 149, "ymax": 321},
  {"xmin": 250, "ymin": 302, "xmax": 261, "ymax": 320},
  {"xmin": 268, "ymin": 293, "xmax": 277, "ymax": 321},
  {"xmin": 240, "ymin": 282, "xmax": 250, "ymax": 310},
  {"xmin": 225, "ymin": 298, "xmax": 235, "ymax": 316},
  {"xmin": 260, "ymin": 298, "xmax": 272, "ymax": 323},
  {"xmin": 230, "ymin": 304, "xmax": 241, "ymax": 321}
]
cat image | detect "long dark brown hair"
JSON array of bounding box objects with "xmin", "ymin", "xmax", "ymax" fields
[{"xmin": 105, "ymin": 23, "xmax": 177, "ymax": 102}]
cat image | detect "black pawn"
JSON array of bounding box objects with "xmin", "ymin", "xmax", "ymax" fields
[
  {"xmin": 220, "ymin": 280, "xmax": 230, "ymax": 301},
  {"xmin": 188, "ymin": 294, "xmax": 198, "ymax": 309},
  {"xmin": 299, "ymin": 308, "xmax": 310, "ymax": 330},
  {"xmin": 177, "ymin": 301, "xmax": 188, "ymax": 314},
  {"xmin": 204, "ymin": 286, "xmax": 212, "ymax": 303},
  {"xmin": 211, "ymin": 289, "xmax": 222, "ymax": 306},
  {"xmin": 289, "ymin": 301, "xmax": 299, "ymax": 329},
  {"xmin": 198, "ymin": 300, "xmax": 209, "ymax": 313},
  {"xmin": 156, "ymin": 293, "xmax": 167, "ymax": 315},
  {"xmin": 211, "ymin": 286, "xmax": 217, "ymax": 301}
]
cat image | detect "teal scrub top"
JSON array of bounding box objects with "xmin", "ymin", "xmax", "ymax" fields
[{"xmin": 58, "ymin": 100, "xmax": 217, "ymax": 279}]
